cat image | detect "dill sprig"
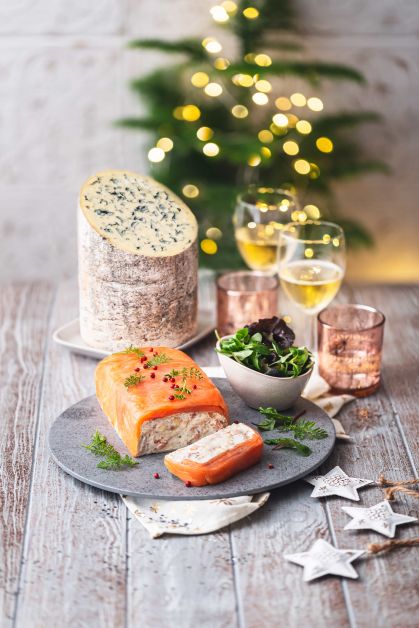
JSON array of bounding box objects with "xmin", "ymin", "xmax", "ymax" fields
[
  {"xmin": 124, "ymin": 374, "xmax": 145, "ymax": 388},
  {"xmin": 256, "ymin": 407, "xmax": 328, "ymax": 441},
  {"xmin": 120, "ymin": 345, "xmax": 145, "ymax": 358},
  {"xmin": 83, "ymin": 431, "xmax": 138, "ymax": 470},
  {"xmin": 146, "ymin": 353, "xmax": 170, "ymax": 367}
]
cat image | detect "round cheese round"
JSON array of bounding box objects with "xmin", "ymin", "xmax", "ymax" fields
[{"xmin": 78, "ymin": 170, "xmax": 198, "ymax": 351}]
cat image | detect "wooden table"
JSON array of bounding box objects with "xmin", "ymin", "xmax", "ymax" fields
[{"xmin": 1, "ymin": 282, "xmax": 418, "ymax": 628}]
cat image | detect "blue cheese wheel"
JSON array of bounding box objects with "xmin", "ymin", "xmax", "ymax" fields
[{"xmin": 78, "ymin": 170, "xmax": 198, "ymax": 351}]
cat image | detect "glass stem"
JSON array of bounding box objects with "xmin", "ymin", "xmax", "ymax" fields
[{"xmin": 305, "ymin": 313, "xmax": 318, "ymax": 353}]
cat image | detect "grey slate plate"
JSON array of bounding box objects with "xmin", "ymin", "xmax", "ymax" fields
[{"xmin": 48, "ymin": 378, "xmax": 335, "ymax": 500}]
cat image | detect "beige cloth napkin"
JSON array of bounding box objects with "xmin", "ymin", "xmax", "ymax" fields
[{"xmin": 123, "ymin": 365, "xmax": 354, "ymax": 538}]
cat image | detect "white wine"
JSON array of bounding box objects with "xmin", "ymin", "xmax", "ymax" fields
[
  {"xmin": 235, "ymin": 224, "xmax": 280, "ymax": 271},
  {"xmin": 280, "ymin": 259, "xmax": 343, "ymax": 313}
]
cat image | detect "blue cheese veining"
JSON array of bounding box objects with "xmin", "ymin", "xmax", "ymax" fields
[
  {"xmin": 80, "ymin": 170, "xmax": 197, "ymax": 257},
  {"xmin": 166, "ymin": 423, "xmax": 256, "ymax": 464},
  {"xmin": 78, "ymin": 170, "xmax": 198, "ymax": 352}
]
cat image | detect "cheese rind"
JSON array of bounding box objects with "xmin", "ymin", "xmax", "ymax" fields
[{"xmin": 78, "ymin": 170, "xmax": 198, "ymax": 352}]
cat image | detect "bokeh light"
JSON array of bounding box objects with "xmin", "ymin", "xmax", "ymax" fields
[
  {"xmin": 148, "ymin": 147, "xmax": 165, "ymax": 163},
  {"xmin": 197, "ymin": 126, "xmax": 214, "ymax": 140},
  {"xmin": 231, "ymin": 104, "xmax": 249, "ymax": 118},
  {"xmin": 201, "ymin": 239, "xmax": 218, "ymax": 254},
  {"xmin": 316, "ymin": 137, "xmax": 334, "ymax": 153},
  {"xmin": 283, "ymin": 140, "xmax": 299, "ymax": 155},
  {"xmin": 307, "ymin": 97, "xmax": 324, "ymax": 111},
  {"xmin": 182, "ymin": 184, "xmax": 200, "ymax": 198},
  {"xmin": 203, "ymin": 142, "xmax": 220, "ymax": 156},
  {"xmin": 156, "ymin": 137, "xmax": 173, "ymax": 152},
  {"xmin": 191, "ymin": 72, "xmax": 209, "ymax": 87}
]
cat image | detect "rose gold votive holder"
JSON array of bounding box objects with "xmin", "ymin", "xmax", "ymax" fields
[
  {"xmin": 318, "ymin": 304, "xmax": 385, "ymax": 397},
  {"xmin": 216, "ymin": 271, "xmax": 279, "ymax": 337}
]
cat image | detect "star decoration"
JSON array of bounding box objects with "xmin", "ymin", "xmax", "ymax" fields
[
  {"xmin": 342, "ymin": 500, "xmax": 417, "ymax": 538},
  {"xmin": 285, "ymin": 539, "xmax": 364, "ymax": 582},
  {"xmin": 305, "ymin": 466, "xmax": 373, "ymax": 501}
]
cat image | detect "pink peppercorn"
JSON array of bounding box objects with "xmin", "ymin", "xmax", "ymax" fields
[
  {"xmin": 150, "ymin": 373, "xmax": 156, "ymax": 379},
  {"xmin": 170, "ymin": 378, "xmax": 175, "ymax": 383},
  {"xmin": 163, "ymin": 377, "xmax": 168, "ymax": 382},
  {"xmin": 185, "ymin": 480, "xmax": 192, "ymax": 487},
  {"xmin": 268, "ymin": 463, "xmax": 274, "ymax": 469},
  {"xmin": 144, "ymin": 364, "xmax": 149, "ymax": 369},
  {"xmin": 153, "ymin": 472, "xmax": 160, "ymax": 479},
  {"xmin": 135, "ymin": 367, "xmax": 140, "ymax": 372},
  {"xmin": 153, "ymin": 366, "xmax": 158, "ymax": 370},
  {"xmin": 169, "ymin": 395, "xmax": 175, "ymax": 401},
  {"xmin": 193, "ymin": 384, "xmax": 197, "ymax": 389}
]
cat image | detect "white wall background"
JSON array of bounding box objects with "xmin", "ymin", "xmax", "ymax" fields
[{"xmin": 0, "ymin": 0, "xmax": 418, "ymax": 282}]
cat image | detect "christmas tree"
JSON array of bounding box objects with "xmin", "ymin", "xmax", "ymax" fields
[{"xmin": 119, "ymin": 0, "xmax": 387, "ymax": 268}]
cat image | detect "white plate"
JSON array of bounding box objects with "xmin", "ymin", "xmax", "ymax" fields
[{"xmin": 53, "ymin": 310, "xmax": 215, "ymax": 360}]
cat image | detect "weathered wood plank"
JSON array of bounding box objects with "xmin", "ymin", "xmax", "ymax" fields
[
  {"xmin": 14, "ymin": 281, "xmax": 127, "ymax": 628},
  {"xmin": 353, "ymin": 284, "xmax": 419, "ymax": 471},
  {"xmin": 0, "ymin": 282, "xmax": 55, "ymax": 627},
  {"xmin": 314, "ymin": 284, "xmax": 419, "ymax": 628},
  {"xmin": 127, "ymin": 517, "xmax": 238, "ymax": 628},
  {"xmin": 228, "ymin": 481, "xmax": 351, "ymax": 628}
]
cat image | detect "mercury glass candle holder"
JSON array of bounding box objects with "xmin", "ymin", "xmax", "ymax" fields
[
  {"xmin": 318, "ymin": 304, "xmax": 385, "ymax": 397},
  {"xmin": 216, "ymin": 271, "xmax": 279, "ymax": 336}
]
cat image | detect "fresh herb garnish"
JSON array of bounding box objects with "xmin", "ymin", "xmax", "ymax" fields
[
  {"xmin": 216, "ymin": 317, "xmax": 313, "ymax": 378},
  {"xmin": 120, "ymin": 345, "xmax": 145, "ymax": 358},
  {"xmin": 166, "ymin": 368, "xmax": 180, "ymax": 378},
  {"xmin": 146, "ymin": 353, "xmax": 170, "ymax": 367},
  {"xmin": 264, "ymin": 438, "xmax": 312, "ymax": 456},
  {"xmin": 124, "ymin": 374, "xmax": 146, "ymax": 388},
  {"xmin": 258, "ymin": 407, "xmax": 328, "ymax": 441},
  {"xmin": 83, "ymin": 431, "xmax": 139, "ymax": 470}
]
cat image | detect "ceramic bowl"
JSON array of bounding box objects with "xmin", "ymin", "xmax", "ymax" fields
[{"xmin": 216, "ymin": 336, "xmax": 313, "ymax": 410}]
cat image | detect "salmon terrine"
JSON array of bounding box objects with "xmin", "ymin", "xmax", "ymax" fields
[
  {"xmin": 164, "ymin": 423, "xmax": 264, "ymax": 486},
  {"xmin": 95, "ymin": 347, "xmax": 229, "ymax": 456}
]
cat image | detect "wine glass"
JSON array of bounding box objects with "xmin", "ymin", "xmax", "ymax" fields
[
  {"xmin": 278, "ymin": 221, "xmax": 346, "ymax": 351},
  {"xmin": 233, "ymin": 186, "xmax": 299, "ymax": 273}
]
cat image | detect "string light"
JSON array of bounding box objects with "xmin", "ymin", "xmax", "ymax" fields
[
  {"xmin": 258, "ymin": 129, "xmax": 274, "ymax": 143},
  {"xmin": 173, "ymin": 106, "xmax": 184, "ymax": 120},
  {"xmin": 255, "ymin": 79, "xmax": 272, "ymax": 93},
  {"xmin": 275, "ymin": 97, "xmax": 291, "ymax": 111},
  {"xmin": 182, "ymin": 184, "xmax": 199, "ymax": 198},
  {"xmin": 272, "ymin": 113, "xmax": 288, "ymax": 127},
  {"xmin": 316, "ymin": 137, "xmax": 334, "ymax": 153},
  {"xmin": 243, "ymin": 7, "xmax": 259, "ymax": 19},
  {"xmin": 206, "ymin": 226, "xmax": 223, "ymax": 239},
  {"xmin": 156, "ymin": 137, "xmax": 173, "ymax": 152},
  {"xmin": 309, "ymin": 163, "xmax": 320, "ymax": 179},
  {"xmin": 252, "ymin": 92, "xmax": 269, "ymax": 105},
  {"xmin": 270, "ymin": 123, "xmax": 287, "ymax": 136},
  {"xmin": 296, "ymin": 120, "xmax": 312, "ymax": 134},
  {"xmin": 233, "ymin": 73, "xmax": 253, "ymax": 87},
  {"xmin": 244, "ymin": 52, "xmax": 256, "ymax": 63},
  {"xmin": 201, "ymin": 239, "xmax": 218, "ymax": 254},
  {"xmin": 204, "ymin": 82, "xmax": 223, "ymax": 96},
  {"xmin": 231, "ymin": 104, "xmax": 249, "ymax": 118},
  {"xmin": 221, "ymin": 0, "xmax": 237, "ymax": 14},
  {"xmin": 248, "ymin": 221, "xmax": 257, "ymax": 228},
  {"xmin": 294, "ymin": 159, "xmax": 310, "ymax": 174},
  {"xmin": 307, "ymin": 97, "xmax": 323, "ymax": 111},
  {"xmin": 203, "ymin": 142, "xmax": 220, "ymax": 156},
  {"xmin": 248, "ymin": 154, "xmax": 261, "ymax": 166},
  {"xmin": 197, "ymin": 126, "xmax": 214, "ymax": 140},
  {"xmin": 182, "ymin": 105, "xmax": 201, "ymax": 121},
  {"xmin": 214, "ymin": 57, "xmax": 230, "ymax": 70},
  {"xmin": 210, "ymin": 5, "xmax": 230, "ymax": 22},
  {"xmin": 148, "ymin": 147, "xmax": 165, "ymax": 163},
  {"xmin": 323, "ymin": 233, "xmax": 331, "ymax": 243},
  {"xmin": 332, "ymin": 237, "xmax": 340, "ymax": 247},
  {"xmin": 202, "ymin": 37, "xmax": 222, "ymax": 53},
  {"xmin": 283, "ymin": 140, "xmax": 299, "ymax": 156},
  {"xmin": 191, "ymin": 72, "xmax": 209, "ymax": 87},
  {"xmin": 304, "ymin": 204, "xmax": 321, "ymax": 219},
  {"xmin": 261, "ymin": 147, "xmax": 271, "ymax": 158},
  {"xmin": 304, "ymin": 247, "xmax": 314, "ymax": 258},
  {"xmin": 254, "ymin": 53, "xmax": 272, "ymax": 67},
  {"xmin": 279, "ymin": 199, "xmax": 290, "ymax": 212},
  {"xmin": 290, "ymin": 92, "xmax": 306, "ymax": 107},
  {"xmin": 286, "ymin": 113, "xmax": 299, "ymax": 128}
]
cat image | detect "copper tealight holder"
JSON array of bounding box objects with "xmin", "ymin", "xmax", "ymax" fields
[
  {"xmin": 216, "ymin": 271, "xmax": 279, "ymax": 337},
  {"xmin": 318, "ymin": 304, "xmax": 385, "ymax": 397}
]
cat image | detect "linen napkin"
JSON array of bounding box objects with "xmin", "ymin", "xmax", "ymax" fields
[{"xmin": 123, "ymin": 364, "xmax": 354, "ymax": 537}]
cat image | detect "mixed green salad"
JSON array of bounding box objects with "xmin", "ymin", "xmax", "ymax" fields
[{"xmin": 216, "ymin": 316, "xmax": 313, "ymax": 378}]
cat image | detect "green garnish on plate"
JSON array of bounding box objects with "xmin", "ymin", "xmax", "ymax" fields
[{"xmin": 83, "ymin": 430, "xmax": 138, "ymax": 470}]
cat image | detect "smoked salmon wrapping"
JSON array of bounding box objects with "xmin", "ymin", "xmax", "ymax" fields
[
  {"xmin": 164, "ymin": 423, "xmax": 264, "ymax": 486},
  {"xmin": 95, "ymin": 347, "xmax": 229, "ymax": 457}
]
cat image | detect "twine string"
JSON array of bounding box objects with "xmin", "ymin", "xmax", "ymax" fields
[
  {"xmin": 376, "ymin": 475, "xmax": 419, "ymax": 501},
  {"xmin": 368, "ymin": 538, "xmax": 419, "ymax": 555}
]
